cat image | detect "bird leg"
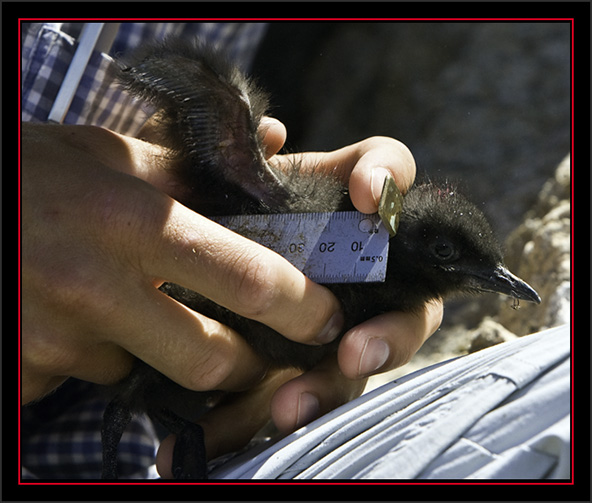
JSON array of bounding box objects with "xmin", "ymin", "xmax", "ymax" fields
[
  {"xmin": 101, "ymin": 397, "xmax": 132, "ymax": 479},
  {"xmin": 149, "ymin": 407, "xmax": 208, "ymax": 480}
]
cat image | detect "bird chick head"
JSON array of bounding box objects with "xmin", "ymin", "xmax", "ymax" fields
[{"xmin": 392, "ymin": 183, "xmax": 541, "ymax": 304}]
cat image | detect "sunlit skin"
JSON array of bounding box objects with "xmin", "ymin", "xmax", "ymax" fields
[{"xmin": 21, "ymin": 120, "xmax": 442, "ymax": 477}]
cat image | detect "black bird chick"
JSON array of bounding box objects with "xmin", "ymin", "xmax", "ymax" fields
[{"xmin": 101, "ymin": 38, "xmax": 540, "ymax": 480}]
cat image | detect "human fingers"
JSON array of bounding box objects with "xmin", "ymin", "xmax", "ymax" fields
[
  {"xmin": 63, "ymin": 125, "xmax": 344, "ymax": 345},
  {"xmin": 346, "ymin": 136, "xmax": 416, "ymax": 214},
  {"xmin": 21, "ymin": 124, "xmax": 341, "ymax": 404},
  {"xmin": 139, "ymin": 201, "xmax": 343, "ymax": 346},
  {"xmin": 337, "ymin": 299, "xmax": 444, "ymax": 380},
  {"xmin": 47, "ymin": 123, "xmax": 344, "ymax": 346},
  {"xmin": 258, "ymin": 116, "xmax": 287, "ymax": 159},
  {"xmin": 21, "ymin": 127, "xmax": 266, "ymax": 399},
  {"xmin": 272, "ymin": 136, "xmax": 416, "ymax": 214},
  {"xmin": 21, "ymin": 268, "xmax": 265, "ymax": 402},
  {"xmin": 270, "ymin": 355, "xmax": 366, "ymax": 434}
]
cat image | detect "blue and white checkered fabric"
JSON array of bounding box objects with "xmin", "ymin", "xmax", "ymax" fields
[
  {"xmin": 21, "ymin": 380, "xmax": 159, "ymax": 479},
  {"xmin": 20, "ymin": 21, "xmax": 267, "ymax": 480},
  {"xmin": 21, "ymin": 22, "xmax": 267, "ymax": 134}
]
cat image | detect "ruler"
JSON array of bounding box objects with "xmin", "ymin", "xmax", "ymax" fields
[
  {"xmin": 212, "ymin": 211, "xmax": 390, "ymax": 283},
  {"xmin": 211, "ymin": 175, "xmax": 403, "ymax": 284}
]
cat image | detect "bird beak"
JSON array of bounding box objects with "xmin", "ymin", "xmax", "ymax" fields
[{"xmin": 469, "ymin": 264, "xmax": 542, "ymax": 304}]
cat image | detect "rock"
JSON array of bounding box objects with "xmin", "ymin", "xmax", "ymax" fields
[
  {"xmin": 497, "ymin": 155, "xmax": 571, "ymax": 335},
  {"xmin": 468, "ymin": 317, "xmax": 518, "ymax": 353}
]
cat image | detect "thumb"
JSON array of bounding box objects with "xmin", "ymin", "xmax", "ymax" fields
[{"xmin": 258, "ymin": 117, "xmax": 287, "ymax": 159}]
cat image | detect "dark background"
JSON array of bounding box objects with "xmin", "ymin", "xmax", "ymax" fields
[{"xmin": 252, "ymin": 21, "xmax": 571, "ymax": 240}]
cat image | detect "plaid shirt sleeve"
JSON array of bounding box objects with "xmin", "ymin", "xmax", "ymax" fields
[
  {"xmin": 20, "ymin": 21, "xmax": 267, "ymax": 480},
  {"xmin": 21, "ymin": 22, "xmax": 267, "ymax": 134},
  {"xmin": 21, "ymin": 380, "xmax": 160, "ymax": 479}
]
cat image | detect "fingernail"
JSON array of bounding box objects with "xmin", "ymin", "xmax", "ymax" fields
[
  {"xmin": 358, "ymin": 338, "xmax": 390, "ymax": 377},
  {"xmin": 316, "ymin": 310, "xmax": 344, "ymax": 345},
  {"xmin": 371, "ymin": 168, "xmax": 391, "ymax": 208},
  {"xmin": 296, "ymin": 392, "xmax": 320, "ymax": 428}
]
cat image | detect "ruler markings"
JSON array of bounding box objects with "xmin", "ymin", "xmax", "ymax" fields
[{"xmin": 212, "ymin": 211, "xmax": 390, "ymax": 283}]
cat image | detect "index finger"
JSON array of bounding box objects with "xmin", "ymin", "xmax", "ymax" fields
[
  {"xmin": 143, "ymin": 199, "xmax": 345, "ymax": 346},
  {"xmin": 89, "ymin": 126, "xmax": 344, "ymax": 346}
]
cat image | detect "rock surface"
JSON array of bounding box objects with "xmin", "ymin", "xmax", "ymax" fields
[{"xmin": 495, "ymin": 155, "xmax": 571, "ymax": 335}]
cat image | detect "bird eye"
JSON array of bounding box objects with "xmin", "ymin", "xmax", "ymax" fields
[{"xmin": 431, "ymin": 240, "xmax": 457, "ymax": 261}]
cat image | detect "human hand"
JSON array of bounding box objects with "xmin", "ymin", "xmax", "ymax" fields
[
  {"xmin": 20, "ymin": 121, "xmax": 344, "ymax": 405},
  {"xmin": 156, "ymin": 123, "xmax": 443, "ymax": 476},
  {"xmin": 264, "ymin": 127, "xmax": 444, "ymax": 432},
  {"xmin": 21, "ymin": 119, "xmax": 441, "ymax": 478}
]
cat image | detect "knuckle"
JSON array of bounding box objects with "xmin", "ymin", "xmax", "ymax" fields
[
  {"xmin": 227, "ymin": 251, "xmax": 278, "ymax": 319},
  {"xmin": 183, "ymin": 346, "xmax": 235, "ymax": 391}
]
